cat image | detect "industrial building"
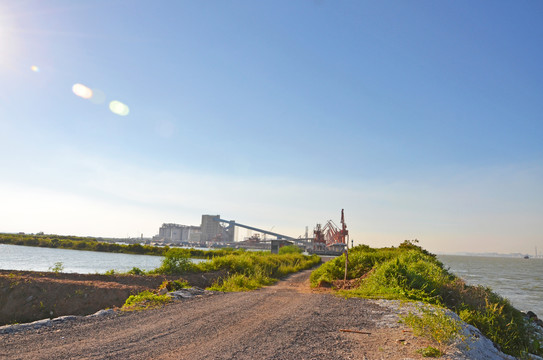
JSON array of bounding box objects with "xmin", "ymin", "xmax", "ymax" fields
[
  {"xmin": 157, "ymin": 223, "xmax": 201, "ymax": 244},
  {"xmin": 154, "ymin": 215, "xmax": 234, "ymax": 245}
]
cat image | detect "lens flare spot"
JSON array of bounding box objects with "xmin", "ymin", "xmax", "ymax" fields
[
  {"xmin": 109, "ymin": 100, "xmax": 129, "ymax": 116},
  {"xmin": 72, "ymin": 83, "xmax": 93, "ymax": 99},
  {"xmin": 30, "ymin": 65, "xmax": 40, "ymax": 72}
]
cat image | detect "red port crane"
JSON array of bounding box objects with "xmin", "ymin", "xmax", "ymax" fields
[{"xmin": 313, "ymin": 209, "xmax": 349, "ymax": 248}]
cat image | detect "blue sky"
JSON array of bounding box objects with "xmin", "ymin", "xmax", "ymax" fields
[{"xmin": 1, "ymin": 1, "xmax": 542, "ymax": 254}]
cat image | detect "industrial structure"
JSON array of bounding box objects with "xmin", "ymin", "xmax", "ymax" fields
[
  {"xmin": 157, "ymin": 223, "xmax": 201, "ymax": 244},
  {"xmin": 310, "ymin": 209, "xmax": 348, "ymax": 254},
  {"xmin": 153, "ymin": 210, "xmax": 349, "ymax": 255}
]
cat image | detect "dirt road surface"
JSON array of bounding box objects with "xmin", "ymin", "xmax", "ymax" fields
[{"xmin": 1, "ymin": 270, "xmax": 435, "ymax": 360}]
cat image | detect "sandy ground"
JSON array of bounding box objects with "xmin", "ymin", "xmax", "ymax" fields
[{"xmin": 0, "ymin": 270, "xmax": 452, "ymax": 360}]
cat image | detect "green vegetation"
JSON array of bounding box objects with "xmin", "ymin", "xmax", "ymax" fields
[
  {"xmin": 0, "ymin": 233, "xmax": 165, "ymax": 256},
  {"xmin": 158, "ymin": 279, "xmax": 190, "ymax": 291},
  {"xmin": 120, "ymin": 250, "xmax": 319, "ymax": 311},
  {"xmin": 278, "ymin": 244, "xmax": 303, "ymax": 254},
  {"xmin": 401, "ymin": 306, "xmax": 463, "ymax": 349},
  {"xmin": 100, "ymin": 247, "xmax": 319, "ymax": 292},
  {"xmin": 127, "ymin": 267, "xmax": 145, "ymax": 275},
  {"xmin": 147, "ymin": 249, "xmax": 320, "ymax": 292},
  {"xmin": 48, "ymin": 261, "xmax": 64, "ymax": 273},
  {"xmin": 199, "ymin": 252, "xmax": 320, "ymax": 291},
  {"xmin": 149, "ymin": 248, "xmax": 195, "ymax": 274},
  {"xmin": 310, "ymin": 241, "xmax": 543, "ymax": 358},
  {"xmin": 417, "ymin": 346, "xmax": 443, "ymax": 358},
  {"xmin": 122, "ymin": 290, "xmax": 171, "ymax": 311},
  {"xmin": 0, "ymin": 233, "xmax": 253, "ymax": 258}
]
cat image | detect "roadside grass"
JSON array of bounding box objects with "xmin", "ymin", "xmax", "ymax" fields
[
  {"xmin": 120, "ymin": 250, "xmax": 320, "ymax": 311},
  {"xmin": 401, "ymin": 306, "xmax": 464, "ymax": 353},
  {"xmin": 417, "ymin": 346, "xmax": 443, "ymax": 358},
  {"xmin": 121, "ymin": 290, "xmax": 171, "ymax": 311},
  {"xmin": 115, "ymin": 248, "xmax": 320, "ymax": 292},
  {"xmin": 200, "ymin": 252, "xmax": 321, "ymax": 292},
  {"xmin": 310, "ymin": 241, "xmax": 543, "ymax": 358},
  {"xmin": 158, "ymin": 279, "xmax": 190, "ymax": 291},
  {"xmin": 207, "ymin": 270, "xmax": 276, "ymax": 292}
]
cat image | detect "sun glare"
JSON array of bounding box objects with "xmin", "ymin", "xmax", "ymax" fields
[
  {"xmin": 109, "ymin": 100, "xmax": 130, "ymax": 116},
  {"xmin": 72, "ymin": 83, "xmax": 93, "ymax": 99}
]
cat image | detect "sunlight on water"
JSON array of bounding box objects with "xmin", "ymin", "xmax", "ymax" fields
[
  {"xmin": 72, "ymin": 83, "xmax": 93, "ymax": 99},
  {"xmin": 439, "ymin": 255, "xmax": 543, "ymax": 317},
  {"xmin": 109, "ymin": 100, "xmax": 129, "ymax": 116}
]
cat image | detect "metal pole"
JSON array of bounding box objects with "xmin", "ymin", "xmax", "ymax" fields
[{"xmin": 343, "ymin": 235, "xmax": 349, "ymax": 285}]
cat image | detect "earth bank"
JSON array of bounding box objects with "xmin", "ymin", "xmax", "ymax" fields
[{"xmin": 0, "ymin": 269, "xmax": 225, "ymax": 325}]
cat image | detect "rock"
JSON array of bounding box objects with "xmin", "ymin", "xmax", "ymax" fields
[
  {"xmin": 52, "ymin": 315, "xmax": 78, "ymax": 323},
  {"xmin": 88, "ymin": 309, "xmax": 115, "ymax": 318},
  {"xmin": 168, "ymin": 287, "xmax": 214, "ymax": 300},
  {"xmin": 170, "ymin": 290, "xmax": 194, "ymax": 299},
  {"xmin": 25, "ymin": 295, "xmax": 34, "ymax": 303},
  {"xmin": 0, "ymin": 324, "xmax": 17, "ymax": 334},
  {"xmin": 157, "ymin": 287, "xmax": 168, "ymax": 295},
  {"xmin": 527, "ymin": 311, "xmax": 538, "ymax": 320},
  {"xmin": 29, "ymin": 319, "xmax": 52, "ymax": 329}
]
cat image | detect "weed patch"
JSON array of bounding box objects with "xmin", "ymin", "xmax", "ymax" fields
[
  {"xmin": 401, "ymin": 306, "xmax": 463, "ymax": 348},
  {"xmin": 158, "ymin": 279, "xmax": 190, "ymax": 291},
  {"xmin": 417, "ymin": 346, "xmax": 443, "ymax": 358},
  {"xmin": 122, "ymin": 291, "xmax": 171, "ymax": 311},
  {"xmin": 201, "ymin": 252, "xmax": 320, "ymax": 292}
]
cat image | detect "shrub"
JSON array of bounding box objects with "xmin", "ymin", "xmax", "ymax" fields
[
  {"xmin": 152, "ymin": 249, "xmax": 194, "ymax": 275},
  {"xmin": 49, "ymin": 262, "xmax": 64, "ymax": 273},
  {"xmin": 122, "ymin": 290, "xmax": 171, "ymax": 311},
  {"xmin": 158, "ymin": 279, "xmax": 190, "ymax": 291},
  {"xmin": 199, "ymin": 252, "xmax": 320, "ymax": 292},
  {"xmin": 278, "ymin": 245, "xmax": 303, "ymax": 254},
  {"xmin": 417, "ymin": 346, "xmax": 443, "ymax": 358},
  {"xmin": 127, "ymin": 267, "xmax": 145, "ymax": 275},
  {"xmin": 401, "ymin": 306, "xmax": 463, "ymax": 347}
]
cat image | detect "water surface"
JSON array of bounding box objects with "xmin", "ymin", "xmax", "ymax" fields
[
  {"xmin": 438, "ymin": 254, "xmax": 543, "ymax": 316},
  {"xmin": 0, "ymin": 244, "xmax": 166, "ymax": 273}
]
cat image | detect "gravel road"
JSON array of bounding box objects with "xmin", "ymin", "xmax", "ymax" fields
[{"xmin": 1, "ymin": 270, "xmax": 437, "ymax": 360}]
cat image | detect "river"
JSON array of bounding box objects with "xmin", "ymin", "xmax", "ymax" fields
[
  {"xmin": 438, "ymin": 254, "xmax": 543, "ymax": 317},
  {"xmin": 0, "ymin": 244, "xmax": 206, "ymax": 274}
]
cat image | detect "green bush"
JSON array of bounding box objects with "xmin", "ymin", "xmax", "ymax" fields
[
  {"xmin": 401, "ymin": 307, "xmax": 463, "ymax": 347},
  {"xmin": 49, "ymin": 262, "xmax": 64, "ymax": 273},
  {"xmin": 199, "ymin": 252, "xmax": 320, "ymax": 292},
  {"xmin": 278, "ymin": 245, "xmax": 303, "ymax": 254},
  {"xmin": 158, "ymin": 279, "xmax": 190, "ymax": 291},
  {"xmin": 122, "ymin": 290, "xmax": 171, "ymax": 311},
  {"xmin": 208, "ymin": 270, "xmax": 276, "ymax": 292},
  {"xmin": 127, "ymin": 267, "xmax": 145, "ymax": 275},
  {"xmin": 417, "ymin": 346, "xmax": 443, "ymax": 358},
  {"xmin": 151, "ymin": 249, "xmax": 195, "ymax": 275}
]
